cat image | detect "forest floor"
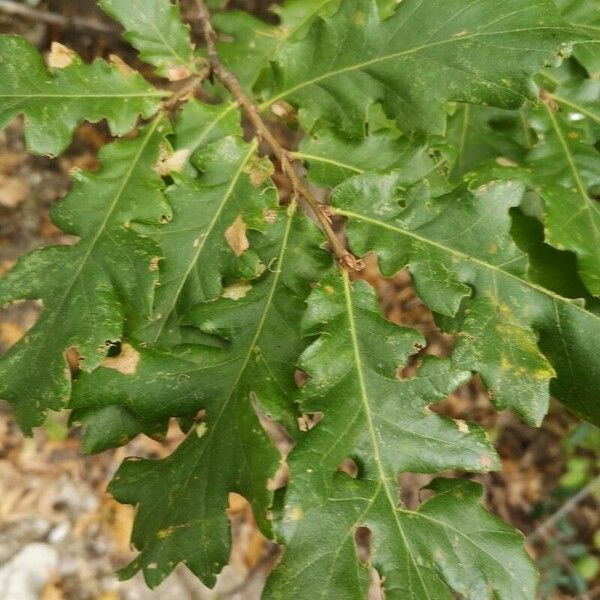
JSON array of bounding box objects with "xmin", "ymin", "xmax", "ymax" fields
[{"xmin": 0, "ymin": 1, "xmax": 599, "ymax": 599}]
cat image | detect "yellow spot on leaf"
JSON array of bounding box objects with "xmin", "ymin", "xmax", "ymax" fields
[
  {"xmin": 353, "ymin": 11, "xmax": 366, "ymax": 26},
  {"xmin": 149, "ymin": 257, "xmax": 160, "ymax": 272},
  {"xmin": 157, "ymin": 527, "xmax": 174, "ymax": 539},
  {"xmin": 289, "ymin": 506, "xmax": 304, "ymax": 522}
]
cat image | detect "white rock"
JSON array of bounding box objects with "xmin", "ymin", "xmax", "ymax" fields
[{"xmin": 0, "ymin": 543, "xmax": 58, "ymax": 600}]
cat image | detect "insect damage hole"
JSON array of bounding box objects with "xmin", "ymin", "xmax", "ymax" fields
[{"xmin": 354, "ymin": 525, "xmax": 385, "ymax": 600}]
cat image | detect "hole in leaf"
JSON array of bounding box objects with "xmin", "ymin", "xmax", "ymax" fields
[
  {"xmin": 226, "ymin": 492, "xmax": 282, "ymax": 589},
  {"xmin": 587, "ymin": 184, "xmax": 600, "ymax": 202},
  {"xmin": 398, "ymin": 473, "xmax": 436, "ymax": 510},
  {"xmin": 354, "ymin": 525, "xmax": 372, "ymax": 563},
  {"xmin": 105, "ymin": 340, "xmax": 122, "ymax": 358},
  {"xmin": 251, "ymin": 393, "xmax": 294, "ymax": 492},
  {"xmin": 0, "ymin": 299, "xmax": 41, "ymax": 354},
  {"xmin": 297, "ymin": 411, "xmax": 323, "ymax": 432}
]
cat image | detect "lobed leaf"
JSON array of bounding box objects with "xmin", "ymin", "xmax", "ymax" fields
[
  {"xmin": 557, "ymin": 0, "xmax": 600, "ymax": 75},
  {"xmin": 132, "ymin": 104, "xmax": 277, "ymax": 347},
  {"xmin": 526, "ymin": 96, "xmax": 600, "ymax": 296},
  {"xmin": 99, "ymin": 0, "xmax": 197, "ymax": 79},
  {"xmin": 264, "ymin": 0, "xmax": 574, "ymax": 137},
  {"xmin": 0, "ymin": 117, "xmax": 171, "ymax": 432},
  {"xmin": 0, "ymin": 35, "xmax": 164, "ymax": 156},
  {"xmin": 330, "ymin": 169, "xmax": 600, "ymax": 426},
  {"xmin": 72, "ymin": 205, "xmax": 328, "ymax": 585},
  {"xmin": 296, "ymin": 125, "xmax": 448, "ymax": 189},
  {"xmin": 265, "ymin": 271, "xmax": 533, "ymax": 600}
]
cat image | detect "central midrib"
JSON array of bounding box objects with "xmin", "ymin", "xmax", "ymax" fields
[
  {"xmin": 150, "ymin": 138, "xmax": 259, "ymax": 343},
  {"xmin": 43, "ymin": 115, "xmax": 165, "ymax": 346},
  {"xmin": 342, "ymin": 271, "xmax": 432, "ymax": 599},
  {"xmin": 168, "ymin": 205, "xmax": 297, "ymax": 541}
]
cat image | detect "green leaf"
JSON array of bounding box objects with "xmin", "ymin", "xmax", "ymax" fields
[
  {"xmin": 0, "ymin": 117, "xmax": 171, "ymax": 433},
  {"xmin": 99, "ymin": 0, "xmax": 197, "ymax": 78},
  {"xmin": 263, "ymin": 0, "xmax": 573, "ymax": 137},
  {"xmin": 511, "ymin": 204, "xmax": 591, "ymax": 300},
  {"xmin": 265, "ymin": 271, "xmax": 532, "ymax": 600},
  {"xmin": 171, "ymin": 99, "xmax": 240, "ymax": 175},
  {"xmin": 447, "ymin": 104, "xmax": 532, "ymax": 178},
  {"xmin": 0, "ymin": 35, "xmax": 164, "ymax": 156},
  {"xmin": 74, "ymin": 206, "xmax": 327, "ymax": 585},
  {"xmin": 273, "ymin": 0, "xmax": 400, "ymax": 39},
  {"xmin": 556, "ymin": 0, "xmax": 600, "ymax": 75},
  {"xmin": 330, "ymin": 169, "xmax": 600, "ymax": 426},
  {"xmin": 296, "ymin": 126, "xmax": 447, "ymax": 189},
  {"xmin": 273, "ymin": 0, "xmax": 341, "ymax": 40},
  {"xmin": 526, "ymin": 99, "xmax": 600, "ymax": 296},
  {"xmin": 213, "ymin": 11, "xmax": 281, "ymax": 88},
  {"xmin": 133, "ymin": 105, "xmax": 278, "ymax": 347}
]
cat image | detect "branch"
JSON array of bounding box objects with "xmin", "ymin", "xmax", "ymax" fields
[
  {"xmin": 195, "ymin": 0, "xmax": 363, "ymax": 272},
  {"xmin": 0, "ymin": 0, "xmax": 118, "ymax": 35},
  {"xmin": 527, "ymin": 473, "xmax": 600, "ymax": 545}
]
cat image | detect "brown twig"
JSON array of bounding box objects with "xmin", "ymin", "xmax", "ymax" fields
[
  {"xmin": 195, "ymin": 0, "xmax": 363, "ymax": 272},
  {"xmin": 0, "ymin": 0, "xmax": 119, "ymax": 35}
]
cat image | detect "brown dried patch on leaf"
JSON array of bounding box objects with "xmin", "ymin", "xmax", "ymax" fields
[
  {"xmin": 152, "ymin": 143, "xmax": 184, "ymax": 177},
  {"xmin": 167, "ymin": 65, "xmax": 192, "ymax": 82},
  {"xmin": 270, "ymin": 100, "xmax": 297, "ymax": 122},
  {"xmin": 225, "ymin": 215, "xmax": 249, "ymax": 257},
  {"xmin": 149, "ymin": 257, "xmax": 160, "ymax": 272},
  {"xmin": 297, "ymin": 411, "xmax": 323, "ymax": 432},
  {"xmin": 109, "ymin": 54, "xmax": 135, "ymax": 76},
  {"xmin": 267, "ymin": 462, "xmax": 290, "ymax": 492},
  {"xmin": 101, "ymin": 343, "xmax": 140, "ymax": 375},
  {"xmin": 339, "ymin": 457, "xmax": 359, "ymax": 478},
  {"xmin": 263, "ymin": 209, "xmax": 277, "ymax": 224},
  {"xmin": 480, "ymin": 453, "xmax": 494, "ymax": 471},
  {"xmin": 222, "ymin": 281, "xmax": 252, "ymax": 301},
  {"xmin": 155, "ymin": 148, "xmax": 190, "ymax": 175},
  {"xmin": 244, "ymin": 156, "xmax": 274, "ymax": 187},
  {"xmin": 47, "ymin": 43, "xmax": 76, "ymax": 69},
  {"xmin": 66, "ymin": 347, "xmax": 80, "ymax": 375}
]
